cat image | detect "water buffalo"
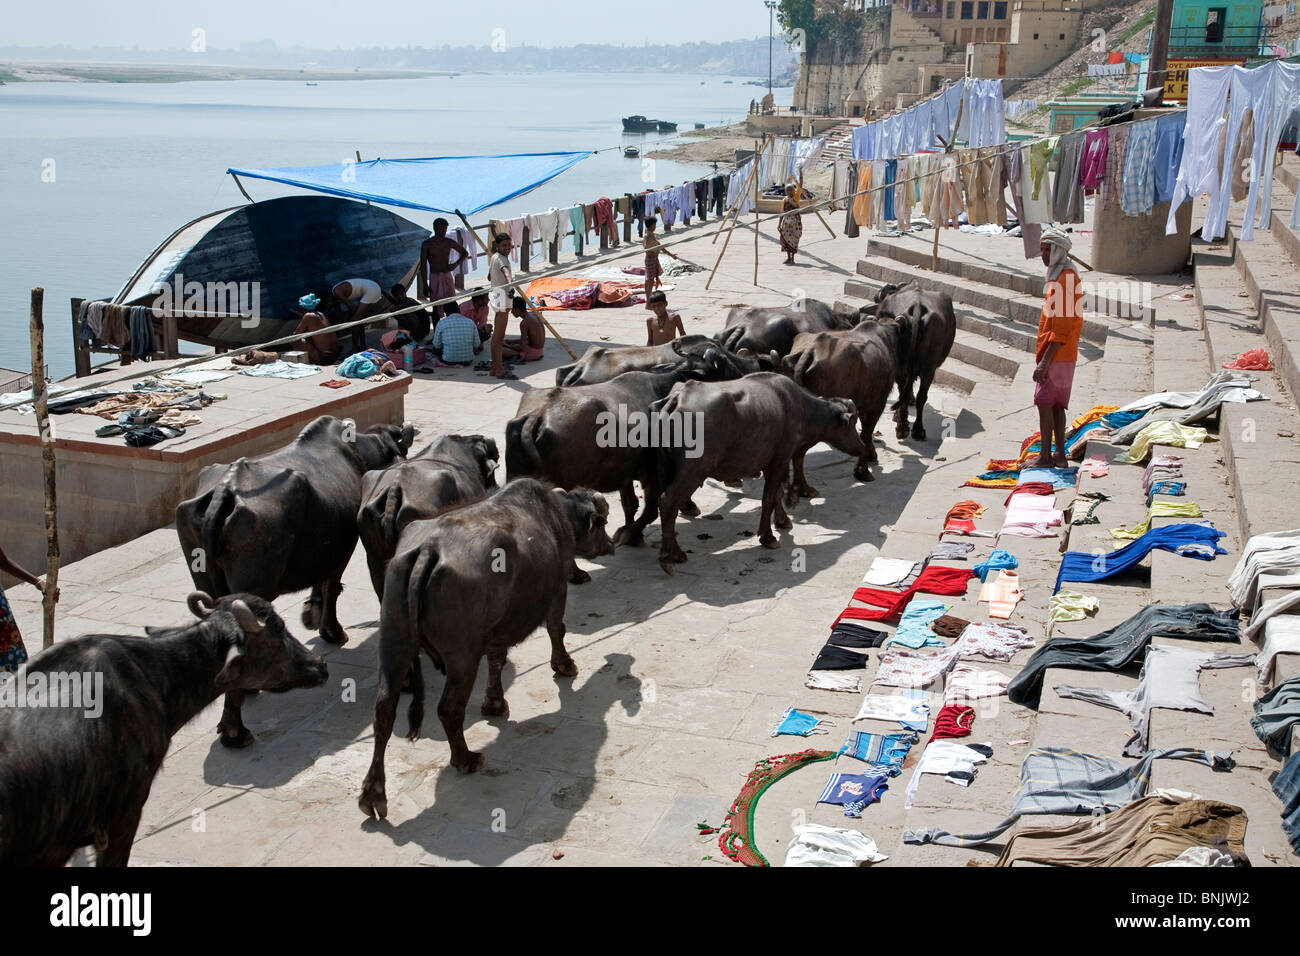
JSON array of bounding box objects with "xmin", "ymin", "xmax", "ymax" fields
[
  {"xmin": 554, "ymin": 335, "xmax": 770, "ymax": 386},
  {"xmin": 0, "ymin": 592, "xmax": 327, "ymax": 866},
  {"xmin": 713, "ymin": 299, "xmax": 856, "ymax": 358},
  {"xmin": 506, "ymin": 365, "xmax": 726, "ymax": 553},
  {"xmin": 652, "ymin": 373, "xmax": 866, "ymax": 574},
  {"xmin": 357, "ymin": 434, "xmax": 499, "ymax": 598},
  {"xmin": 358, "ymin": 480, "xmax": 614, "ymax": 816},
  {"xmin": 176, "ymin": 414, "xmax": 412, "ymax": 747},
  {"xmin": 863, "ymin": 281, "xmax": 957, "ymax": 440},
  {"xmin": 784, "ymin": 318, "xmax": 913, "ymax": 485}
]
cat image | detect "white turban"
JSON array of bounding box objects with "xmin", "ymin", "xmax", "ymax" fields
[{"xmin": 1041, "ymin": 228, "xmax": 1073, "ymax": 288}]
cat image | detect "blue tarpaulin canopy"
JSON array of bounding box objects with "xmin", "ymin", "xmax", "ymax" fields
[{"xmin": 226, "ymin": 151, "xmax": 591, "ymax": 216}]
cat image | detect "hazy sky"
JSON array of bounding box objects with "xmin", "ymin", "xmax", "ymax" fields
[{"xmin": 10, "ymin": 0, "xmax": 781, "ymax": 50}]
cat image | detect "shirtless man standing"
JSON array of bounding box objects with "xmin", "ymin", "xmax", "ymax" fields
[
  {"xmin": 417, "ymin": 218, "xmax": 469, "ymax": 319},
  {"xmin": 645, "ymin": 291, "xmax": 685, "ymax": 345}
]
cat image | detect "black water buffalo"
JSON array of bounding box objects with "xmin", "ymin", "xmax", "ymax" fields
[
  {"xmin": 652, "ymin": 373, "xmax": 865, "ymax": 574},
  {"xmin": 862, "ymin": 281, "xmax": 957, "ymax": 440},
  {"xmin": 358, "ymin": 480, "xmax": 613, "ymax": 816},
  {"xmin": 507, "ymin": 365, "xmax": 723, "ymax": 552},
  {"xmin": 554, "ymin": 335, "xmax": 769, "ymax": 386},
  {"xmin": 784, "ymin": 318, "xmax": 913, "ymax": 485},
  {"xmin": 357, "ymin": 434, "xmax": 498, "ymax": 598},
  {"xmin": 713, "ymin": 299, "xmax": 856, "ymax": 358},
  {"xmin": 176, "ymin": 414, "xmax": 411, "ymax": 747},
  {"xmin": 0, "ymin": 592, "xmax": 326, "ymax": 866}
]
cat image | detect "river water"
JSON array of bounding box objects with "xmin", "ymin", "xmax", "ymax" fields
[{"xmin": 0, "ymin": 70, "xmax": 777, "ymax": 377}]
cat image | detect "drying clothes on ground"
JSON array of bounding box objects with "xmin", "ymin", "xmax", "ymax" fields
[
  {"xmin": 1046, "ymin": 591, "xmax": 1099, "ymax": 641},
  {"xmin": 941, "ymin": 519, "xmax": 995, "ymax": 538},
  {"xmin": 874, "ymin": 647, "xmax": 960, "ymax": 689},
  {"xmin": 770, "ymin": 706, "xmax": 836, "ymax": 738},
  {"xmin": 1001, "ymin": 494, "xmax": 1063, "ymax": 538},
  {"xmin": 903, "ymin": 741, "xmax": 992, "ymax": 809},
  {"xmin": 838, "ymin": 566, "xmax": 975, "ymax": 626},
  {"xmin": 811, "ymin": 643, "xmax": 869, "ymax": 670},
  {"xmin": 818, "ymin": 770, "xmax": 890, "ymax": 817},
  {"xmin": 1119, "ymin": 118, "xmax": 1158, "ymax": 216},
  {"xmin": 1152, "ymin": 845, "xmax": 1241, "ymax": 867},
  {"xmin": 944, "ymin": 663, "xmax": 1009, "ymax": 706},
  {"xmin": 1055, "ymin": 645, "xmax": 1255, "ymax": 756},
  {"xmin": 930, "ymin": 542, "xmax": 975, "ymax": 561},
  {"xmin": 1052, "ymin": 131, "xmax": 1086, "ymax": 223},
  {"xmin": 1147, "ymin": 480, "xmax": 1187, "ymax": 505},
  {"xmin": 1004, "ymin": 482, "xmax": 1056, "ymax": 507},
  {"xmin": 974, "ymin": 549, "xmax": 1018, "ymax": 582},
  {"xmin": 931, "ymin": 704, "xmax": 976, "ymax": 740},
  {"xmin": 862, "ymin": 556, "xmax": 918, "ymax": 587},
  {"xmin": 1008, "ymin": 602, "xmax": 1241, "ymax": 707},
  {"xmin": 805, "ymin": 671, "xmax": 862, "ymax": 693},
  {"xmin": 1017, "ymin": 467, "xmax": 1078, "ymax": 490},
  {"xmin": 853, "ymin": 690, "xmax": 930, "ymax": 732},
  {"xmin": 1083, "ymin": 455, "xmax": 1109, "ymax": 478},
  {"xmin": 1251, "ymin": 675, "xmax": 1300, "ymax": 759},
  {"xmin": 1256, "ymin": 615, "xmax": 1300, "ymax": 686},
  {"xmin": 1115, "ymin": 371, "xmax": 1264, "ymax": 415},
  {"xmin": 931, "ymin": 615, "xmax": 972, "ymax": 640},
  {"xmin": 1141, "ymin": 455, "xmax": 1184, "ymax": 494},
  {"xmin": 162, "ymin": 368, "xmax": 232, "ymax": 386},
  {"xmin": 1228, "ymin": 528, "xmax": 1300, "ymax": 611},
  {"xmin": 885, "ymin": 599, "xmax": 951, "ymax": 650},
  {"xmin": 993, "ymin": 794, "xmax": 1249, "ymax": 867},
  {"xmin": 240, "ymin": 359, "xmax": 323, "ymax": 380},
  {"xmin": 952, "ymin": 622, "xmax": 1036, "ymax": 663},
  {"xmin": 1222, "ymin": 348, "xmax": 1272, "ymax": 371},
  {"xmin": 784, "ymin": 824, "xmax": 888, "ymax": 867},
  {"xmin": 1054, "ymin": 523, "xmax": 1228, "ymax": 593},
  {"xmin": 838, "ymin": 730, "xmax": 917, "ymax": 773},
  {"xmin": 1068, "ymin": 490, "xmax": 1109, "ymax": 527},
  {"xmin": 1080, "ymin": 129, "xmax": 1108, "ymax": 190},
  {"xmin": 944, "ymin": 499, "xmax": 986, "ymax": 528},
  {"xmin": 1109, "ymin": 501, "xmax": 1205, "ymax": 539},
  {"xmin": 903, "ymin": 747, "xmax": 1235, "ymax": 847},
  {"xmin": 979, "ymin": 571, "xmax": 1025, "ymax": 620},
  {"xmin": 828, "ymin": 623, "xmax": 888, "ymax": 648},
  {"xmin": 718, "ymin": 750, "xmax": 837, "ymax": 866},
  {"xmin": 1273, "ymin": 749, "xmax": 1300, "ymax": 855}
]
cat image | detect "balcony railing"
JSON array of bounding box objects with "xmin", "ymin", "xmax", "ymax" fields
[{"xmin": 1166, "ymin": 22, "xmax": 1266, "ymax": 56}]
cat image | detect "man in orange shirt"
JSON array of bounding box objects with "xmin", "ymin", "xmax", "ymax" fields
[{"xmin": 1031, "ymin": 229, "xmax": 1084, "ymax": 468}]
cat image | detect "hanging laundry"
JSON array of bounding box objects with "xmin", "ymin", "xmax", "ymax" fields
[
  {"xmin": 1109, "ymin": 500, "xmax": 1204, "ymax": 539},
  {"xmin": 903, "ymin": 740, "xmax": 993, "ymax": 809},
  {"xmin": 1009, "ymin": 602, "xmax": 1240, "ymax": 707},
  {"xmin": 770, "ymin": 706, "xmax": 836, "ymax": 738},
  {"xmin": 1165, "ymin": 65, "xmax": 1233, "ymax": 237},
  {"xmin": 1152, "ymin": 112, "xmax": 1187, "ymax": 205},
  {"xmin": 904, "ymin": 747, "xmax": 1234, "ymax": 847},
  {"xmin": 926, "ymin": 154, "xmax": 964, "ymax": 227},
  {"xmin": 1052, "ymin": 130, "xmax": 1086, "ymax": 223},
  {"xmin": 853, "ymin": 690, "xmax": 930, "ymax": 731},
  {"xmin": 818, "ymin": 770, "xmax": 890, "ymax": 817},
  {"xmin": 931, "ymin": 704, "xmax": 976, "ymax": 740},
  {"xmin": 1120, "ymin": 119, "xmax": 1159, "ymax": 216},
  {"xmin": 843, "ymin": 161, "xmax": 861, "ymax": 237},
  {"xmin": 1080, "ymin": 129, "xmax": 1108, "ymax": 190},
  {"xmin": 1004, "ymin": 145, "xmax": 1043, "ymax": 257}
]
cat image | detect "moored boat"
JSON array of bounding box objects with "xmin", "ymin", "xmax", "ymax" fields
[{"xmin": 622, "ymin": 115, "xmax": 659, "ymax": 132}]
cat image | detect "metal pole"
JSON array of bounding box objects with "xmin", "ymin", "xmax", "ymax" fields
[{"xmin": 767, "ymin": 1, "xmax": 774, "ymax": 98}]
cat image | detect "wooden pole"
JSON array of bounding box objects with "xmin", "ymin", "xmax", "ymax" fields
[
  {"xmin": 28, "ymin": 288, "xmax": 59, "ymax": 649},
  {"xmin": 454, "ymin": 210, "xmax": 577, "ymax": 361},
  {"xmin": 705, "ymin": 139, "xmax": 772, "ymax": 290},
  {"xmin": 932, "ymin": 86, "xmax": 966, "ymax": 272},
  {"xmin": 711, "ymin": 145, "xmax": 763, "ymax": 244},
  {"xmin": 753, "ymin": 138, "xmax": 761, "ymax": 286}
]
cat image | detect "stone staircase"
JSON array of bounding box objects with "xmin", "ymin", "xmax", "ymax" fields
[{"xmin": 820, "ymin": 123, "xmax": 858, "ymax": 163}]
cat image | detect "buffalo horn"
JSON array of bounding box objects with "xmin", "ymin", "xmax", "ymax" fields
[
  {"xmin": 230, "ymin": 599, "xmax": 266, "ymax": 634},
  {"xmin": 188, "ymin": 591, "xmax": 215, "ymax": 619}
]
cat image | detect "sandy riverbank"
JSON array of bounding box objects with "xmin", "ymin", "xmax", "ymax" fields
[
  {"xmin": 0, "ymin": 60, "xmax": 446, "ymax": 83},
  {"xmin": 649, "ymin": 120, "xmax": 835, "ymax": 198}
]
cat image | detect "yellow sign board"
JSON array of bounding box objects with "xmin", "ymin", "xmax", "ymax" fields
[{"xmin": 1163, "ymin": 58, "xmax": 1246, "ymax": 101}]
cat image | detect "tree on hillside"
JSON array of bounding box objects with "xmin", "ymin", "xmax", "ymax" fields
[{"xmin": 779, "ymin": 0, "xmax": 868, "ymax": 59}]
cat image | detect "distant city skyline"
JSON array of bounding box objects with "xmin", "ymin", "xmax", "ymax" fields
[{"xmin": 7, "ymin": 0, "xmax": 789, "ymax": 51}]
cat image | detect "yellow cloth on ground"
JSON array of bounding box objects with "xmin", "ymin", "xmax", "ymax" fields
[
  {"xmin": 1113, "ymin": 422, "xmax": 1212, "ymax": 465},
  {"xmin": 1109, "ymin": 501, "xmax": 1205, "ymax": 540},
  {"xmin": 1047, "ymin": 589, "xmax": 1100, "ymax": 637}
]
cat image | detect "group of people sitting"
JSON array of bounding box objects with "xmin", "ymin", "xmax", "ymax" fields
[{"xmin": 289, "ymin": 218, "xmax": 546, "ymax": 379}]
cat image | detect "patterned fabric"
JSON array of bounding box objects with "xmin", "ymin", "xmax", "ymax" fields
[
  {"xmin": 1120, "ymin": 119, "xmax": 1159, "ymax": 216},
  {"xmin": 1106, "ymin": 124, "xmax": 1131, "ymax": 203},
  {"xmin": 717, "ymin": 750, "xmax": 837, "ymax": 866},
  {"xmin": 838, "ymin": 730, "xmax": 918, "ymax": 774},
  {"xmin": 778, "ymin": 207, "xmax": 803, "ymax": 253},
  {"xmin": 0, "ymin": 582, "xmax": 28, "ymax": 674}
]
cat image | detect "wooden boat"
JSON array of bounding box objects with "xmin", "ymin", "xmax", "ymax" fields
[
  {"xmin": 110, "ymin": 196, "xmax": 426, "ymax": 349},
  {"xmin": 624, "ymin": 146, "xmax": 640, "ymax": 158},
  {"xmin": 657, "ymin": 121, "xmax": 677, "ymax": 132},
  {"xmin": 622, "ymin": 115, "xmax": 659, "ymax": 132}
]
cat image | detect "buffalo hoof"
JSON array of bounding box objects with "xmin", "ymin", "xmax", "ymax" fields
[
  {"xmin": 551, "ymin": 657, "xmax": 579, "ymax": 678},
  {"xmin": 358, "ymin": 785, "xmax": 387, "ymax": 820},
  {"xmin": 760, "ymin": 534, "xmax": 780, "ymax": 549},
  {"xmin": 659, "ymin": 557, "xmax": 677, "ymax": 575},
  {"xmin": 452, "ymin": 751, "xmax": 485, "ymax": 774},
  {"xmin": 854, "ymin": 465, "xmax": 875, "ymax": 482},
  {"xmin": 569, "ymin": 567, "xmax": 592, "ymax": 585},
  {"xmin": 612, "ymin": 526, "xmax": 644, "ymax": 548},
  {"xmin": 680, "ymin": 500, "xmax": 701, "ymax": 518},
  {"xmin": 912, "ymin": 426, "xmax": 927, "ymax": 441},
  {"xmin": 301, "ymin": 601, "xmax": 323, "ymax": 631},
  {"xmin": 775, "ymin": 513, "xmax": 793, "ymax": 530},
  {"xmin": 320, "ymin": 625, "xmax": 348, "ymax": 646},
  {"xmin": 796, "ymin": 484, "xmax": 819, "ymax": 500},
  {"xmin": 723, "ymin": 480, "xmax": 743, "ymax": 490},
  {"xmin": 481, "ymin": 697, "xmax": 510, "ymax": 717},
  {"xmin": 218, "ymin": 724, "xmax": 255, "ymax": 749},
  {"xmin": 895, "ymin": 426, "xmax": 910, "ymax": 441}
]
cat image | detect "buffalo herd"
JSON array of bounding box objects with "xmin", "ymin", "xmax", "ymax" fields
[{"xmin": 0, "ymin": 281, "xmax": 956, "ymax": 865}]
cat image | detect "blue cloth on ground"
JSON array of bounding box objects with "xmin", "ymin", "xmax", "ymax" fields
[
  {"xmin": 885, "ymin": 598, "xmax": 949, "ymax": 649},
  {"xmin": 1273, "ymin": 749, "xmax": 1300, "ymax": 855},
  {"xmin": 839, "ymin": 730, "xmax": 917, "ymax": 774},
  {"xmin": 974, "ymin": 548, "xmax": 1019, "ymax": 582},
  {"xmin": 1103, "ymin": 408, "xmax": 1149, "ymax": 429},
  {"xmin": 974, "ymin": 469, "xmax": 1020, "ymax": 483},
  {"xmin": 336, "ymin": 350, "xmax": 389, "ymax": 379},
  {"xmin": 1147, "ymin": 480, "xmax": 1187, "ymax": 505},
  {"xmin": 770, "ymin": 706, "xmax": 835, "ymax": 738},
  {"xmin": 1019, "ymin": 467, "xmax": 1079, "ymax": 489},
  {"xmin": 1054, "ymin": 522, "xmax": 1227, "ymax": 592},
  {"xmin": 899, "ymin": 688, "xmax": 929, "ymax": 732},
  {"xmin": 238, "ymin": 360, "xmax": 321, "ymax": 379},
  {"xmin": 818, "ymin": 771, "xmax": 890, "ymax": 817}
]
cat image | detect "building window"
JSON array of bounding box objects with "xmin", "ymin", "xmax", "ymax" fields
[
  {"xmin": 947, "ymin": 1, "xmax": 955, "ymax": 15},
  {"xmin": 961, "ymin": 1, "xmax": 973, "ymax": 18},
  {"xmin": 1205, "ymin": 8, "xmax": 1226, "ymax": 43},
  {"xmin": 978, "ymin": 1, "xmax": 989, "ymax": 17},
  {"xmin": 1033, "ymin": 32, "xmax": 1039, "ymax": 39},
  {"xmin": 1059, "ymin": 33, "xmax": 1065, "ymax": 39},
  {"xmin": 993, "ymin": 1, "xmax": 1006, "ymax": 18}
]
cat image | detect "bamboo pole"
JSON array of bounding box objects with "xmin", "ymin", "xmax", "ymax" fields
[
  {"xmin": 705, "ymin": 139, "xmax": 771, "ymax": 290},
  {"xmin": 753, "ymin": 138, "xmax": 761, "ymax": 286},
  {"xmin": 454, "ymin": 210, "xmax": 577, "ymax": 360},
  {"xmin": 932, "ymin": 86, "xmax": 966, "ymax": 273},
  {"xmin": 711, "ymin": 144, "xmax": 763, "ymax": 244},
  {"xmin": 28, "ymin": 288, "xmax": 59, "ymax": 649}
]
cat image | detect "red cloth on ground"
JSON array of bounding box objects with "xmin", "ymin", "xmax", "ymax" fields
[
  {"xmin": 1004, "ymin": 482, "xmax": 1056, "ymax": 506},
  {"xmin": 942, "ymin": 518, "xmax": 979, "ymax": 537},
  {"xmin": 932, "ymin": 704, "xmax": 975, "ymax": 740},
  {"xmin": 836, "ymin": 566, "xmax": 977, "ymax": 626},
  {"xmin": 1222, "ymin": 348, "xmax": 1272, "ymax": 370}
]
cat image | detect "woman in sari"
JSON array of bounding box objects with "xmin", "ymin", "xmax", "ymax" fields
[
  {"xmin": 0, "ymin": 543, "xmax": 53, "ymax": 673},
  {"xmin": 778, "ymin": 177, "xmax": 804, "ymax": 264}
]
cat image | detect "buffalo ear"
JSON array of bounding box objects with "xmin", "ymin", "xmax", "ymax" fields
[{"xmin": 215, "ymin": 644, "xmax": 245, "ymax": 690}]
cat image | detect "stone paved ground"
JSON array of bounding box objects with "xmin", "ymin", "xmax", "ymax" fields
[{"xmin": 7, "ymin": 195, "xmax": 1298, "ymax": 866}]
